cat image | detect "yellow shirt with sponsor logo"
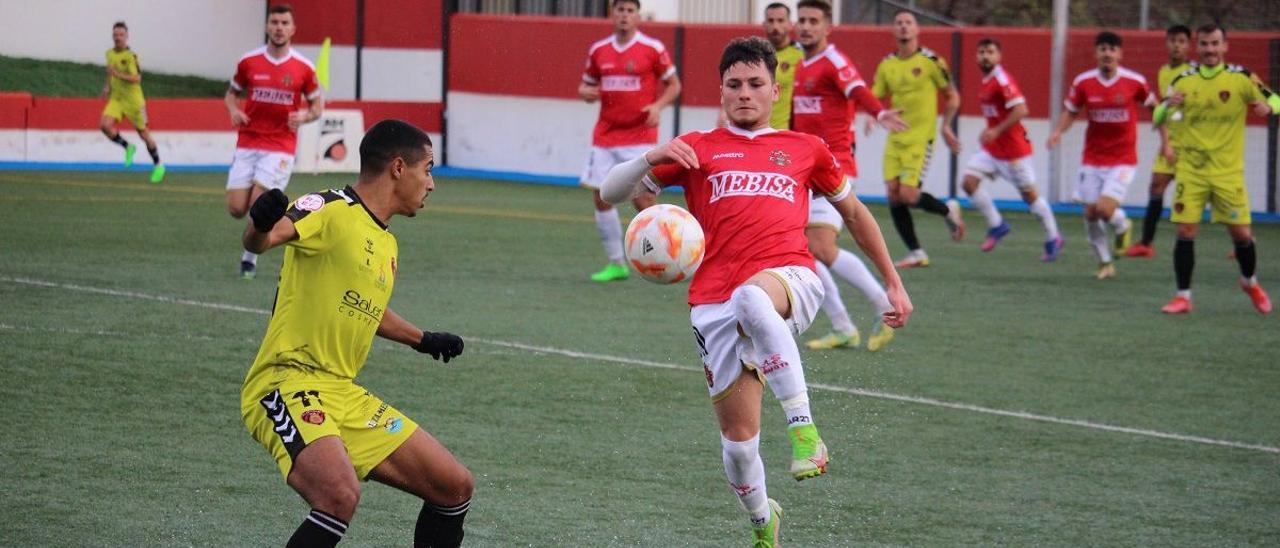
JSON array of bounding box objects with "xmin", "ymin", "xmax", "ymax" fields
[
  {"xmin": 771, "ymin": 43, "xmax": 804, "ymax": 130},
  {"xmin": 872, "ymin": 48, "xmax": 951, "ymax": 145},
  {"xmin": 244, "ymin": 186, "xmax": 398, "ymax": 395},
  {"xmin": 105, "ymin": 47, "xmax": 145, "ymax": 105},
  {"xmin": 1168, "ymin": 65, "xmax": 1264, "ymax": 176}
]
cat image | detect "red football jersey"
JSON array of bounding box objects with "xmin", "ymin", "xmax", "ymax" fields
[
  {"xmin": 978, "ymin": 65, "xmax": 1032, "ymax": 160},
  {"xmin": 230, "ymin": 47, "xmax": 321, "ymax": 154},
  {"xmin": 582, "ymin": 32, "xmax": 677, "ymax": 147},
  {"xmin": 1064, "ymin": 67, "xmax": 1152, "ymax": 166},
  {"xmin": 645, "ymin": 126, "xmax": 850, "ymax": 306},
  {"xmin": 791, "ymin": 44, "xmax": 880, "ymax": 171}
]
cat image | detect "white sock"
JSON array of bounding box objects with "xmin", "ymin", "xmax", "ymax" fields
[
  {"xmin": 1029, "ymin": 197, "xmax": 1060, "ymax": 240},
  {"xmin": 968, "ymin": 186, "xmax": 1003, "ymax": 228},
  {"xmin": 721, "ymin": 434, "xmax": 770, "ymax": 527},
  {"xmin": 1177, "ymin": 289, "xmax": 1192, "ymax": 299},
  {"xmin": 731, "ymin": 285, "xmax": 807, "ymax": 401},
  {"xmin": 780, "ymin": 392, "xmax": 813, "ymax": 428},
  {"xmin": 832, "ymin": 249, "xmax": 892, "ymax": 315},
  {"xmin": 1087, "ymin": 218, "xmax": 1111, "ymax": 263},
  {"xmin": 1241, "ymin": 275, "xmax": 1258, "ymax": 287},
  {"xmin": 594, "ymin": 208, "xmax": 625, "ymax": 264},
  {"xmin": 1108, "ymin": 208, "xmax": 1129, "ymax": 233},
  {"xmin": 814, "ymin": 263, "xmax": 856, "ymax": 335},
  {"xmin": 241, "ymin": 250, "xmax": 258, "ymax": 265}
]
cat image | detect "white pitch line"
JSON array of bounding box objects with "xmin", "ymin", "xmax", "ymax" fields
[{"xmin": 3, "ymin": 275, "xmax": 1277, "ymax": 455}]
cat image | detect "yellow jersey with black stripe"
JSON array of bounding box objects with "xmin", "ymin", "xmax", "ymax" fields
[
  {"xmin": 771, "ymin": 43, "xmax": 804, "ymax": 130},
  {"xmin": 872, "ymin": 47, "xmax": 952, "ymax": 144},
  {"xmin": 244, "ymin": 186, "xmax": 398, "ymax": 393},
  {"xmin": 105, "ymin": 47, "xmax": 145, "ymax": 106},
  {"xmin": 1168, "ymin": 65, "xmax": 1267, "ymax": 176}
]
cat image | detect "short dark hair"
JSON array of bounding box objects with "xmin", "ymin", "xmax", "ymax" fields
[
  {"xmin": 1166, "ymin": 24, "xmax": 1191, "ymax": 39},
  {"xmin": 893, "ymin": 8, "xmax": 918, "ymax": 19},
  {"xmin": 719, "ymin": 36, "xmax": 777, "ymax": 80},
  {"xmin": 360, "ymin": 119, "xmax": 432, "ymax": 176},
  {"xmin": 796, "ymin": 0, "xmax": 832, "ymax": 21},
  {"xmin": 1095, "ymin": 31, "xmax": 1122, "ymax": 48},
  {"xmin": 113, "ymin": 21, "xmax": 128, "ymax": 31},
  {"xmin": 613, "ymin": 0, "xmax": 640, "ymax": 9},
  {"xmin": 977, "ymin": 37, "xmax": 1001, "ymax": 50},
  {"xmin": 1197, "ymin": 23, "xmax": 1226, "ymax": 40},
  {"xmin": 764, "ymin": 2, "xmax": 790, "ymax": 15},
  {"xmin": 268, "ymin": 4, "xmax": 293, "ymax": 16}
]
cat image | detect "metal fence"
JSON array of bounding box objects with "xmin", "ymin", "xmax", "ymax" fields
[{"xmin": 454, "ymin": 0, "xmax": 610, "ymax": 17}]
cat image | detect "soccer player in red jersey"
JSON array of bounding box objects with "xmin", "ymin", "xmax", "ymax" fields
[
  {"xmin": 960, "ymin": 38, "xmax": 1063, "ymax": 260},
  {"xmin": 1048, "ymin": 31, "xmax": 1153, "ymax": 279},
  {"xmin": 790, "ymin": 0, "xmax": 909, "ymax": 352},
  {"xmin": 578, "ymin": 0, "xmax": 681, "ymax": 282},
  {"xmin": 600, "ymin": 36, "xmax": 911, "ymax": 547},
  {"xmin": 224, "ymin": 4, "xmax": 324, "ymax": 279}
]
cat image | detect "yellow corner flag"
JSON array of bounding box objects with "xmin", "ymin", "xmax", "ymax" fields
[{"xmin": 316, "ymin": 37, "xmax": 331, "ymax": 90}]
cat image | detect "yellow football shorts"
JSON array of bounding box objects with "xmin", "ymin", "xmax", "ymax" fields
[
  {"xmin": 1151, "ymin": 152, "xmax": 1175, "ymax": 176},
  {"xmin": 242, "ymin": 376, "xmax": 419, "ymax": 480},
  {"xmin": 1170, "ymin": 170, "xmax": 1251, "ymax": 225},
  {"xmin": 102, "ymin": 99, "xmax": 148, "ymax": 131},
  {"xmin": 884, "ymin": 139, "xmax": 933, "ymax": 187}
]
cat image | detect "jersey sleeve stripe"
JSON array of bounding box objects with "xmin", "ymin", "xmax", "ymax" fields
[
  {"xmin": 582, "ymin": 74, "xmax": 599, "ymax": 84},
  {"xmin": 229, "ymin": 79, "xmax": 243, "ymax": 91},
  {"xmin": 1004, "ymin": 97, "xmax": 1026, "ymax": 109},
  {"xmin": 842, "ymin": 80, "xmax": 867, "ymax": 97},
  {"xmin": 660, "ymin": 66, "xmax": 677, "ymax": 80},
  {"xmin": 825, "ymin": 180, "xmax": 852, "ymax": 202}
]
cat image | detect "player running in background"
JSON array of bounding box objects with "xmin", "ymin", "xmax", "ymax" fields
[
  {"xmin": 1048, "ymin": 31, "xmax": 1151, "ymax": 280},
  {"xmin": 960, "ymin": 38, "xmax": 1063, "ymax": 260},
  {"xmin": 99, "ymin": 21, "xmax": 164, "ymax": 183},
  {"xmin": 578, "ymin": 0, "xmax": 681, "ymax": 282},
  {"xmin": 1155, "ymin": 24, "xmax": 1278, "ymax": 314},
  {"xmin": 601, "ymin": 36, "xmax": 911, "ymax": 547},
  {"xmin": 1126, "ymin": 24, "xmax": 1196, "ymax": 258},
  {"xmin": 872, "ymin": 9, "xmax": 964, "ymax": 268},
  {"xmin": 225, "ymin": 4, "xmax": 324, "ymax": 280},
  {"xmin": 791, "ymin": 0, "xmax": 909, "ymax": 351},
  {"xmin": 240, "ymin": 119, "xmax": 472, "ymax": 547}
]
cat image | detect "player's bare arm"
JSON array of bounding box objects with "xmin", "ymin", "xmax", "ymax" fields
[
  {"xmin": 578, "ymin": 81, "xmax": 601, "ymax": 103},
  {"xmin": 982, "ymin": 103, "xmax": 1027, "ymax": 144},
  {"xmin": 1046, "ymin": 110, "xmax": 1079, "ymax": 149},
  {"xmin": 224, "ymin": 86, "xmax": 250, "ymax": 127},
  {"xmin": 1158, "ymin": 125, "xmax": 1177, "ymax": 165},
  {"xmin": 289, "ymin": 95, "xmax": 325, "ymax": 130},
  {"xmin": 830, "ymin": 193, "xmax": 912, "ymax": 327},
  {"xmin": 941, "ymin": 85, "xmax": 962, "ymax": 152},
  {"xmin": 376, "ymin": 309, "xmax": 423, "ymax": 346},
  {"xmin": 242, "ymin": 189, "xmax": 298, "ymax": 253},
  {"xmin": 100, "ymin": 69, "xmax": 111, "ymax": 99},
  {"xmin": 642, "ymin": 74, "xmax": 683, "ymax": 126}
]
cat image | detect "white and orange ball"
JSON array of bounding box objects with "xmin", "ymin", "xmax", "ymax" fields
[{"xmin": 624, "ymin": 204, "xmax": 706, "ymax": 284}]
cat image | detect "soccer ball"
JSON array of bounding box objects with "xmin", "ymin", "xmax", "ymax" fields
[{"xmin": 625, "ymin": 204, "xmax": 706, "ymax": 284}]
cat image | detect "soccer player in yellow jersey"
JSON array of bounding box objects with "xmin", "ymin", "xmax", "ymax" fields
[
  {"xmin": 100, "ymin": 21, "xmax": 164, "ymax": 183},
  {"xmin": 240, "ymin": 120, "xmax": 473, "ymax": 546},
  {"xmin": 1156, "ymin": 24, "xmax": 1279, "ymax": 315},
  {"xmin": 1127, "ymin": 25, "xmax": 1195, "ymax": 258},
  {"xmin": 872, "ymin": 10, "xmax": 964, "ymax": 268},
  {"xmin": 764, "ymin": 2, "xmax": 802, "ymax": 130}
]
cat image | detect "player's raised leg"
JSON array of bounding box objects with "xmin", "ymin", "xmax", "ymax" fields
[
  {"xmin": 136, "ymin": 126, "xmax": 165, "ymax": 183},
  {"xmin": 100, "ymin": 112, "xmax": 135, "ymax": 167},
  {"xmin": 962, "ymin": 172, "xmax": 1009, "ymax": 252}
]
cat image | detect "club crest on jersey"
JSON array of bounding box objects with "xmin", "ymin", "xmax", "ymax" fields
[
  {"xmin": 390, "ymin": 257, "xmax": 397, "ymax": 277},
  {"xmin": 283, "ymin": 73, "xmax": 293, "ymax": 87},
  {"xmin": 780, "ymin": 61, "xmax": 791, "ymax": 72},
  {"xmin": 1113, "ymin": 93, "xmax": 1125, "ymax": 105},
  {"xmin": 625, "ymin": 60, "xmax": 636, "ymax": 74},
  {"xmin": 707, "ymin": 171, "xmax": 798, "ymax": 203},
  {"xmin": 1219, "ymin": 90, "xmax": 1231, "ymax": 103},
  {"xmin": 301, "ymin": 410, "xmax": 326, "ymax": 425},
  {"xmin": 769, "ymin": 149, "xmax": 792, "ymax": 166},
  {"xmin": 912, "ymin": 67, "xmax": 922, "ymax": 77},
  {"xmin": 803, "ymin": 79, "xmax": 815, "ymax": 92}
]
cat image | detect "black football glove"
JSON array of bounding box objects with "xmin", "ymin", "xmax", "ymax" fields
[
  {"xmin": 249, "ymin": 189, "xmax": 289, "ymax": 233},
  {"xmin": 413, "ymin": 330, "xmax": 464, "ymax": 363}
]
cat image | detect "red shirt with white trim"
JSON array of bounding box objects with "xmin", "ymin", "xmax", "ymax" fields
[
  {"xmin": 791, "ymin": 44, "xmax": 882, "ymax": 171},
  {"xmin": 979, "ymin": 65, "xmax": 1032, "ymax": 160},
  {"xmin": 582, "ymin": 32, "xmax": 677, "ymax": 147},
  {"xmin": 230, "ymin": 47, "xmax": 321, "ymax": 154},
  {"xmin": 645, "ymin": 126, "xmax": 849, "ymax": 305},
  {"xmin": 1064, "ymin": 67, "xmax": 1152, "ymax": 166}
]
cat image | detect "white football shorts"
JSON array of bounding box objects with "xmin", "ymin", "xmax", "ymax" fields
[
  {"xmin": 580, "ymin": 144, "xmax": 653, "ymax": 189},
  {"xmin": 1073, "ymin": 164, "xmax": 1135, "ymax": 204},
  {"xmin": 964, "ymin": 149, "xmax": 1037, "ymax": 191},
  {"xmin": 226, "ymin": 148, "xmax": 296, "ymax": 191},
  {"xmin": 690, "ymin": 265, "xmax": 823, "ymax": 402}
]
